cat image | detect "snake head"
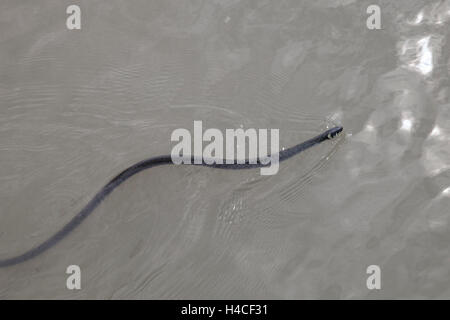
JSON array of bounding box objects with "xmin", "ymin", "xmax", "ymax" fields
[{"xmin": 326, "ymin": 126, "xmax": 343, "ymax": 139}]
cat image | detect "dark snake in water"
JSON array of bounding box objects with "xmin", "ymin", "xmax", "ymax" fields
[{"xmin": 0, "ymin": 126, "xmax": 343, "ymax": 267}]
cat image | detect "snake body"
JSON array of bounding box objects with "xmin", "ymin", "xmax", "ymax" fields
[{"xmin": 0, "ymin": 126, "xmax": 343, "ymax": 267}]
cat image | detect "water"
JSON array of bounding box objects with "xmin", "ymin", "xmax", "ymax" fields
[{"xmin": 0, "ymin": 0, "xmax": 449, "ymax": 299}]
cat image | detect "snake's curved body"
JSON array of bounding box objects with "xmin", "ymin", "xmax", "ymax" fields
[{"xmin": 0, "ymin": 126, "xmax": 343, "ymax": 268}]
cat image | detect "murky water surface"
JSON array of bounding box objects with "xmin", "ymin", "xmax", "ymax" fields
[{"xmin": 0, "ymin": 0, "xmax": 449, "ymax": 299}]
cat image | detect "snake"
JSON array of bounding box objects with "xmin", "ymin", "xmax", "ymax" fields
[{"xmin": 0, "ymin": 126, "xmax": 343, "ymax": 267}]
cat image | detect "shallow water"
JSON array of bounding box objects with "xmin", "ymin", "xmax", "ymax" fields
[{"xmin": 0, "ymin": 0, "xmax": 449, "ymax": 299}]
